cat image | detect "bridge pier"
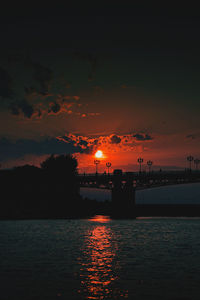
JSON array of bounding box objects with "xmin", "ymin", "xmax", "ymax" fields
[{"xmin": 111, "ymin": 170, "xmax": 136, "ymax": 218}]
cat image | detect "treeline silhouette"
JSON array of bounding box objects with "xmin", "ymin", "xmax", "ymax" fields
[{"xmin": 0, "ymin": 154, "xmax": 105, "ymax": 220}]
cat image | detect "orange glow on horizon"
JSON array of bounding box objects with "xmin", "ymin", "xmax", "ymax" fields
[{"xmin": 89, "ymin": 215, "xmax": 111, "ymax": 223}]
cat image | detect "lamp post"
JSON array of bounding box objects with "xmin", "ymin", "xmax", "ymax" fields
[
  {"xmin": 147, "ymin": 160, "xmax": 153, "ymax": 173},
  {"xmin": 94, "ymin": 159, "xmax": 100, "ymax": 175},
  {"xmin": 194, "ymin": 159, "xmax": 200, "ymax": 170},
  {"xmin": 187, "ymin": 155, "xmax": 194, "ymax": 171},
  {"xmin": 106, "ymin": 162, "xmax": 112, "ymax": 175},
  {"xmin": 138, "ymin": 157, "xmax": 143, "ymax": 173}
]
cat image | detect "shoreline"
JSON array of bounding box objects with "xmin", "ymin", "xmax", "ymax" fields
[{"xmin": 1, "ymin": 204, "xmax": 200, "ymax": 220}]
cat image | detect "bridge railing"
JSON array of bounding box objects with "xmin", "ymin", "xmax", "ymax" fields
[{"xmin": 77, "ymin": 170, "xmax": 200, "ymax": 177}]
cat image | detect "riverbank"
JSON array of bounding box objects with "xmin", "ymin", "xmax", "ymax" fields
[{"xmin": 1, "ymin": 203, "xmax": 200, "ymax": 220}]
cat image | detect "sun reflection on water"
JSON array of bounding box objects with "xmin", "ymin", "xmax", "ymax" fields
[
  {"xmin": 78, "ymin": 215, "xmax": 128, "ymax": 299},
  {"xmin": 89, "ymin": 215, "xmax": 111, "ymax": 223}
]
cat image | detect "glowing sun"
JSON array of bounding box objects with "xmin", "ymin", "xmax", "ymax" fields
[{"xmin": 95, "ymin": 150, "xmax": 103, "ymax": 158}]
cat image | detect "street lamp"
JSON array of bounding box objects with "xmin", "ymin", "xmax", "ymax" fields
[
  {"xmin": 106, "ymin": 162, "xmax": 112, "ymax": 175},
  {"xmin": 137, "ymin": 157, "xmax": 143, "ymax": 173},
  {"xmin": 147, "ymin": 160, "xmax": 153, "ymax": 173},
  {"xmin": 187, "ymin": 155, "xmax": 194, "ymax": 171},
  {"xmin": 194, "ymin": 159, "xmax": 200, "ymax": 170},
  {"xmin": 94, "ymin": 159, "xmax": 100, "ymax": 175}
]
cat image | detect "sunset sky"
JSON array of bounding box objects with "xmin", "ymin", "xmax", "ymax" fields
[{"xmin": 0, "ymin": 4, "xmax": 200, "ymax": 172}]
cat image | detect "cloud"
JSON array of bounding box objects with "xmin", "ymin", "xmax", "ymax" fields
[
  {"xmin": 26, "ymin": 58, "xmax": 53, "ymax": 94},
  {"xmin": 57, "ymin": 132, "xmax": 153, "ymax": 155},
  {"xmin": 0, "ymin": 137, "xmax": 84, "ymax": 163},
  {"xmin": 8, "ymin": 94, "xmax": 96, "ymax": 119},
  {"xmin": 73, "ymin": 96, "xmax": 80, "ymax": 101},
  {"xmin": 110, "ymin": 134, "xmax": 121, "ymax": 144},
  {"xmin": 48, "ymin": 101, "xmax": 61, "ymax": 114},
  {"xmin": 0, "ymin": 131, "xmax": 155, "ymax": 166},
  {"xmin": 133, "ymin": 133, "xmax": 153, "ymax": 141},
  {"xmin": 57, "ymin": 134, "xmax": 96, "ymax": 154},
  {"xmin": 186, "ymin": 133, "xmax": 200, "ymax": 140},
  {"xmin": 79, "ymin": 139, "xmax": 88, "ymax": 147},
  {"xmin": 10, "ymin": 100, "xmax": 34, "ymax": 118},
  {"xmin": 186, "ymin": 134, "xmax": 195, "ymax": 140},
  {"xmin": 9, "ymin": 86, "xmax": 84, "ymax": 118},
  {"xmin": 0, "ymin": 56, "xmax": 100, "ymax": 120},
  {"xmin": 24, "ymin": 86, "xmax": 53, "ymax": 100}
]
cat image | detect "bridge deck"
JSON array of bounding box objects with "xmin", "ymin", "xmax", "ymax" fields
[{"xmin": 78, "ymin": 171, "xmax": 200, "ymax": 189}]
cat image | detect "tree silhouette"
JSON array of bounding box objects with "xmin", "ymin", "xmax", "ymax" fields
[
  {"xmin": 40, "ymin": 154, "xmax": 80, "ymax": 217},
  {"xmin": 41, "ymin": 154, "xmax": 78, "ymax": 177}
]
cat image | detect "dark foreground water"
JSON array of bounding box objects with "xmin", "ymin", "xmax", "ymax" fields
[{"xmin": 1, "ymin": 217, "xmax": 200, "ymax": 300}]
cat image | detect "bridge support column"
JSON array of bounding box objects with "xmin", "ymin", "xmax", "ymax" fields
[
  {"xmin": 111, "ymin": 170, "xmax": 136, "ymax": 218},
  {"xmin": 123, "ymin": 172, "xmax": 136, "ymax": 217}
]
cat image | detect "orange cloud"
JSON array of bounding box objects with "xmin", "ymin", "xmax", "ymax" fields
[{"xmin": 56, "ymin": 133, "xmax": 153, "ymax": 157}]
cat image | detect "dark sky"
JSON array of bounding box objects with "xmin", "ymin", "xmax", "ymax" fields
[{"xmin": 0, "ymin": 4, "xmax": 200, "ymax": 170}]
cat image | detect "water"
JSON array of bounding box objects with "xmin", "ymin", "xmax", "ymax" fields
[
  {"xmin": 1, "ymin": 217, "xmax": 200, "ymax": 299},
  {"xmin": 136, "ymin": 183, "xmax": 200, "ymax": 204}
]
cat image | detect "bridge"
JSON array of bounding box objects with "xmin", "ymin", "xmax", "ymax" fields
[
  {"xmin": 78, "ymin": 169, "xmax": 200, "ymax": 189},
  {"xmin": 78, "ymin": 170, "xmax": 200, "ymax": 218}
]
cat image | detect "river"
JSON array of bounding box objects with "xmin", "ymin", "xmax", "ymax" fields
[{"xmin": 1, "ymin": 216, "xmax": 200, "ymax": 299}]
